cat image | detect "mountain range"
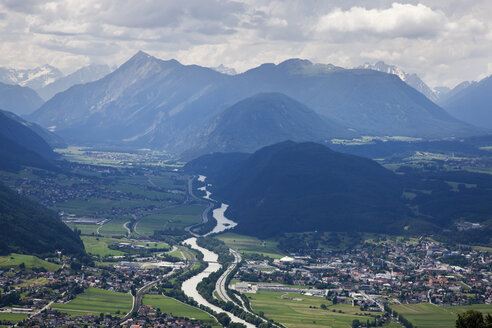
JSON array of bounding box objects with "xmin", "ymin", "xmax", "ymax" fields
[
  {"xmin": 37, "ymin": 64, "xmax": 113, "ymax": 100},
  {"xmin": 439, "ymin": 75, "xmax": 492, "ymax": 129},
  {"xmin": 0, "ymin": 64, "xmax": 64, "ymax": 90},
  {"xmin": 359, "ymin": 61, "xmax": 438, "ymax": 102},
  {"xmin": 29, "ymin": 51, "xmax": 479, "ymax": 157},
  {"xmin": 0, "ymin": 64, "xmax": 113, "ymax": 104}
]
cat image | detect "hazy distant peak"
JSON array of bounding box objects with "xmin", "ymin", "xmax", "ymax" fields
[
  {"xmin": 359, "ymin": 61, "xmax": 438, "ymax": 102},
  {"xmin": 0, "ymin": 64, "xmax": 64, "ymax": 90},
  {"xmin": 211, "ymin": 64, "xmax": 237, "ymax": 75},
  {"xmin": 277, "ymin": 58, "xmax": 341, "ymax": 75}
]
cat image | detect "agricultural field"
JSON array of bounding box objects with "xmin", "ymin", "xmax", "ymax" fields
[
  {"xmin": 80, "ymin": 236, "xmax": 169, "ymax": 257},
  {"xmin": 0, "ymin": 254, "xmax": 60, "ymax": 271},
  {"xmin": 80, "ymin": 236, "xmax": 126, "ymax": 257},
  {"xmin": 391, "ymin": 303, "xmax": 492, "ymax": 328},
  {"xmin": 0, "ymin": 312, "xmax": 29, "ymax": 325},
  {"xmin": 51, "ymin": 288, "xmax": 132, "ymax": 317},
  {"xmin": 216, "ymin": 233, "xmax": 285, "ymax": 258},
  {"xmin": 97, "ymin": 217, "xmax": 130, "ymax": 236},
  {"xmin": 142, "ymin": 294, "xmax": 219, "ymax": 327},
  {"xmin": 136, "ymin": 204, "xmax": 205, "ymax": 235},
  {"xmin": 247, "ymin": 291, "xmax": 383, "ymax": 328}
]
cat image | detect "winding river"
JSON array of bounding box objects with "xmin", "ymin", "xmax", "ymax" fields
[
  {"xmin": 181, "ymin": 237, "xmax": 254, "ymax": 327},
  {"xmin": 180, "ymin": 176, "xmax": 254, "ymax": 327}
]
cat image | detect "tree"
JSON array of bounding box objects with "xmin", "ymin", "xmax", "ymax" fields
[
  {"xmin": 352, "ymin": 319, "xmax": 360, "ymax": 328},
  {"xmin": 456, "ymin": 310, "xmax": 489, "ymax": 328}
]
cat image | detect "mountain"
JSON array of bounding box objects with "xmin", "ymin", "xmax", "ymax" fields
[
  {"xmin": 30, "ymin": 51, "xmax": 230, "ymax": 148},
  {"xmin": 0, "ymin": 110, "xmax": 66, "ymax": 148},
  {"xmin": 0, "ymin": 182, "xmax": 84, "ymax": 256},
  {"xmin": 0, "ymin": 82, "xmax": 44, "ymax": 116},
  {"xmin": 435, "ymin": 81, "xmax": 474, "ymax": 104},
  {"xmin": 0, "ymin": 65, "xmax": 64, "ymax": 90},
  {"xmin": 186, "ymin": 141, "xmax": 410, "ymax": 237},
  {"xmin": 359, "ymin": 61, "xmax": 438, "ymax": 102},
  {"xmin": 183, "ymin": 92, "xmax": 354, "ymax": 158},
  {"xmin": 0, "ymin": 110, "xmax": 57, "ymax": 171},
  {"xmin": 211, "ymin": 64, "xmax": 237, "ymax": 75},
  {"xmin": 30, "ymin": 53, "xmax": 478, "ymax": 153},
  {"xmin": 37, "ymin": 64, "xmax": 113, "ymax": 100},
  {"xmin": 439, "ymin": 75, "xmax": 492, "ymax": 128},
  {"xmin": 237, "ymin": 59, "xmax": 477, "ymax": 138}
]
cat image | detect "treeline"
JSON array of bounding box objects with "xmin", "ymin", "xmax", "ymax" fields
[
  {"xmin": 196, "ymin": 267, "xmax": 279, "ymax": 328},
  {"xmin": 196, "ymin": 237, "xmax": 234, "ymax": 264}
]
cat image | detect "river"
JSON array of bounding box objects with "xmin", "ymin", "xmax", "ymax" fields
[
  {"xmin": 181, "ymin": 237, "xmax": 254, "ymax": 328},
  {"xmin": 196, "ymin": 175, "xmax": 237, "ymax": 235}
]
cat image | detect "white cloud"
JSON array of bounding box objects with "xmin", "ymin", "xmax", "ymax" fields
[
  {"xmin": 0, "ymin": 0, "xmax": 490, "ymax": 87},
  {"xmin": 315, "ymin": 3, "xmax": 446, "ymax": 39}
]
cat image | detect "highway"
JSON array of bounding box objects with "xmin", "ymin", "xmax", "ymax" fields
[{"xmin": 215, "ymin": 249, "xmax": 241, "ymax": 303}]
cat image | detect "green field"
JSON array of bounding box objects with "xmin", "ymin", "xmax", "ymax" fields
[
  {"xmin": 142, "ymin": 294, "xmax": 219, "ymax": 326},
  {"xmin": 67, "ymin": 223, "xmax": 100, "ymax": 235},
  {"xmin": 80, "ymin": 236, "xmax": 169, "ymax": 257},
  {"xmin": 80, "ymin": 236, "xmax": 126, "ymax": 256},
  {"xmin": 136, "ymin": 204, "xmax": 205, "ymax": 235},
  {"xmin": 391, "ymin": 303, "xmax": 492, "ymax": 328},
  {"xmin": 216, "ymin": 233, "xmax": 285, "ymax": 258},
  {"xmin": 98, "ymin": 217, "xmax": 131, "ymax": 236},
  {"xmin": 51, "ymin": 288, "xmax": 132, "ymax": 316},
  {"xmin": 0, "ymin": 312, "xmax": 29, "ymax": 325},
  {"xmin": 247, "ymin": 291, "xmax": 382, "ymax": 328},
  {"xmin": 0, "ymin": 254, "xmax": 60, "ymax": 271}
]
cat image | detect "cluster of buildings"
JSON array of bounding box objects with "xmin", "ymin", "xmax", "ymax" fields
[
  {"xmin": 122, "ymin": 306, "xmax": 204, "ymax": 328},
  {"xmin": 234, "ymin": 238, "xmax": 491, "ymax": 308}
]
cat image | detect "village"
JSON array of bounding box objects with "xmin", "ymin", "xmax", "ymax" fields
[{"xmin": 232, "ymin": 238, "xmax": 492, "ymax": 309}]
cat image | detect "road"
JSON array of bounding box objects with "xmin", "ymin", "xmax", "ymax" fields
[
  {"xmin": 120, "ymin": 267, "xmax": 178, "ymax": 324},
  {"xmin": 215, "ymin": 249, "xmax": 241, "ymax": 303}
]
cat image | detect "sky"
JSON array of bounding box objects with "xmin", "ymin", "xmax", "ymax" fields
[{"xmin": 0, "ymin": 0, "xmax": 491, "ymax": 88}]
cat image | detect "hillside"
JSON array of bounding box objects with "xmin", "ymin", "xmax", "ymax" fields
[
  {"xmin": 1, "ymin": 110, "xmax": 66, "ymax": 148},
  {"xmin": 0, "ymin": 182, "xmax": 85, "ymax": 256},
  {"xmin": 186, "ymin": 141, "xmax": 411, "ymax": 237},
  {"xmin": 30, "ymin": 53, "xmax": 478, "ymax": 155},
  {"xmin": 0, "ymin": 82, "xmax": 44, "ymax": 116},
  {"xmin": 0, "ymin": 110, "xmax": 57, "ymax": 171},
  {"xmin": 184, "ymin": 93, "xmax": 354, "ymax": 158},
  {"xmin": 440, "ymin": 75, "xmax": 492, "ymax": 129}
]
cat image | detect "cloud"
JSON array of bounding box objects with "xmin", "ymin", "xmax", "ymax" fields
[
  {"xmin": 315, "ymin": 3, "xmax": 446, "ymax": 39},
  {"xmin": 0, "ymin": 0, "xmax": 490, "ymax": 87}
]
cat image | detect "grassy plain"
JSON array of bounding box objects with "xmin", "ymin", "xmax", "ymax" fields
[
  {"xmin": 136, "ymin": 204, "xmax": 205, "ymax": 235},
  {"xmin": 80, "ymin": 236, "xmax": 125, "ymax": 257},
  {"xmin": 0, "ymin": 312, "xmax": 29, "ymax": 325},
  {"xmin": 216, "ymin": 233, "xmax": 285, "ymax": 258},
  {"xmin": 391, "ymin": 303, "xmax": 492, "ymax": 328},
  {"xmin": 247, "ymin": 291, "xmax": 382, "ymax": 328},
  {"xmin": 51, "ymin": 288, "xmax": 132, "ymax": 317},
  {"xmin": 0, "ymin": 254, "xmax": 60, "ymax": 271},
  {"xmin": 142, "ymin": 294, "xmax": 219, "ymax": 327}
]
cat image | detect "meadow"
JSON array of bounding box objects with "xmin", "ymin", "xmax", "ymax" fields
[
  {"xmin": 0, "ymin": 312, "xmax": 29, "ymax": 325},
  {"xmin": 142, "ymin": 294, "xmax": 219, "ymax": 327},
  {"xmin": 216, "ymin": 233, "xmax": 285, "ymax": 258},
  {"xmin": 136, "ymin": 204, "xmax": 205, "ymax": 235},
  {"xmin": 0, "ymin": 254, "xmax": 60, "ymax": 271},
  {"xmin": 391, "ymin": 303, "xmax": 492, "ymax": 328},
  {"xmin": 51, "ymin": 288, "xmax": 132, "ymax": 317},
  {"xmin": 247, "ymin": 291, "xmax": 383, "ymax": 328}
]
